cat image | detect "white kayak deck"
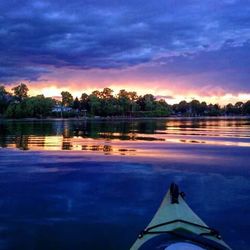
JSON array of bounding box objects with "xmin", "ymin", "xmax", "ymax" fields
[{"xmin": 130, "ymin": 189, "xmax": 231, "ymax": 250}]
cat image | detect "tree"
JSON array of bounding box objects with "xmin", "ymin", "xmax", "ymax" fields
[
  {"xmin": 243, "ymin": 100, "xmax": 250, "ymax": 115},
  {"xmin": 0, "ymin": 86, "xmax": 7, "ymax": 95},
  {"xmin": 61, "ymin": 91, "xmax": 73, "ymax": 107},
  {"xmin": 5, "ymin": 103, "xmax": 25, "ymax": 118},
  {"xmin": 88, "ymin": 91, "xmax": 102, "ymax": 115},
  {"xmin": 73, "ymin": 97, "xmax": 80, "ymax": 110},
  {"xmin": 137, "ymin": 94, "xmax": 156, "ymax": 111},
  {"xmin": 207, "ymin": 103, "xmax": 220, "ymax": 116},
  {"xmin": 12, "ymin": 83, "xmax": 29, "ymax": 101},
  {"xmin": 5, "ymin": 95, "xmax": 55, "ymax": 118},
  {"xmin": 190, "ymin": 100, "xmax": 201, "ymax": 115},
  {"xmin": 225, "ymin": 103, "xmax": 234, "ymax": 115},
  {"xmin": 234, "ymin": 102, "xmax": 243, "ymax": 115},
  {"xmin": 117, "ymin": 89, "xmax": 131, "ymax": 115},
  {"xmin": 25, "ymin": 95, "xmax": 55, "ymax": 118},
  {"xmin": 0, "ymin": 86, "xmax": 10, "ymax": 114},
  {"xmin": 80, "ymin": 93, "xmax": 89, "ymax": 110},
  {"xmin": 100, "ymin": 88, "xmax": 113, "ymax": 99},
  {"xmin": 97, "ymin": 88, "xmax": 116, "ymax": 116},
  {"xmin": 200, "ymin": 102, "xmax": 207, "ymax": 115},
  {"xmin": 2, "ymin": 84, "xmax": 249, "ymax": 118},
  {"xmin": 154, "ymin": 99, "xmax": 171, "ymax": 116},
  {"xmin": 128, "ymin": 91, "xmax": 138, "ymax": 102},
  {"xmin": 92, "ymin": 90, "xmax": 102, "ymax": 98},
  {"xmin": 177, "ymin": 101, "xmax": 189, "ymax": 114}
]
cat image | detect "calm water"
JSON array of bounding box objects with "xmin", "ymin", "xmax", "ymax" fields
[{"xmin": 0, "ymin": 117, "xmax": 250, "ymax": 249}]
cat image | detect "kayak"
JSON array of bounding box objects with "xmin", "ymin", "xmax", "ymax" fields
[{"xmin": 130, "ymin": 183, "xmax": 231, "ymax": 250}]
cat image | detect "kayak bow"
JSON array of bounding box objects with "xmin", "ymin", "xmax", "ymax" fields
[{"xmin": 130, "ymin": 183, "xmax": 231, "ymax": 250}]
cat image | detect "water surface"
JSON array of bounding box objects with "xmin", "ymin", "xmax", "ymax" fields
[
  {"xmin": 1, "ymin": 117, "xmax": 250, "ymax": 153},
  {"xmin": 0, "ymin": 117, "xmax": 250, "ymax": 249}
]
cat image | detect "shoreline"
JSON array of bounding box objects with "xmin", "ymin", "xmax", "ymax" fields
[{"xmin": 0, "ymin": 115, "xmax": 250, "ymax": 122}]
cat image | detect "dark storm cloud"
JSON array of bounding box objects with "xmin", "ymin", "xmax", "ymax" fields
[
  {"xmin": 0, "ymin": 65, "xmax": 49, "ymax": 83},
  {"xmin": 142, "ymin": 40, "xmax": 250, "ymax": 92},
  {"xmin": 0, "ymin": 0, "xmax": 250, "ymax": 90}
]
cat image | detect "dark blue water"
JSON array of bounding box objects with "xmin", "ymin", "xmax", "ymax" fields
[{"xmin": 0, "ymin": 118, "xmax": 250, "ymax": 249}]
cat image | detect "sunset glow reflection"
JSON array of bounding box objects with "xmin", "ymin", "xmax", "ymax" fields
[{"xmin": 1, "ymin": 118, "xmax": 249, "ymax": 157}]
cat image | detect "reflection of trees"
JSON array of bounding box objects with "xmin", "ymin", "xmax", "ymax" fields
[
  {"xmin": 62, "ymin": 121, "xmax": 73, "ymax": 138},
  {"xmin": 63, "ymin": 128, "xmax": 71, "ymax": 138},
  {"xmin": 70, "ymin": 120, "xmax": 166, "ymax": 140},
  {"xmin": 3, "ymin": 118, "xmax": 249, "ymax": 152},
  {"xmin": 0, "ymin": 121, "xmax": 51, "ymax": 150},
  {"xmin": 81, "ymin": 144, "xmax": 113, "ymax": 153},
  {"xmin": 15, "ymin": 135, "xmax": 29, "ymax": 150},
  {"xmin": 103, "ymin": 145, "xmax": 112, "ymax": 152},
  {"xmin": 73, "ymin": 120, "xmax": 87, "ymax": 137},
  {"xmin": 14, "ymin": 135, "xmax": 46, "ymax": 150},
  {"xmin": 60, "ymin": 142, "xmax": 115, "ymax": 153},
  {"xmin": 5, "ymin": 121, "xmax": 54, "ymax": 136},
  {"xmin": 0, "ymin": 123, "xmax": 8, "ymax": 148},
  {"xmin": 62, "ymin": 141, "xmax": 72, "ymax": 150},
  {"xmin": 1, "ymin": 120, "xmax": 166, "ymax": 152},
  {"xmin": 136, "ymin": 121, "xmax": 158, "ymax": 134},
  {"xmin": 0, "ymin": 128, "xmax": 31, "ymax": 150}
]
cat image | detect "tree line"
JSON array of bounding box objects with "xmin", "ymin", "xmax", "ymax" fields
[{"xmin": 0, "ymin": 83, "xmax": 250, "ymax": 118}]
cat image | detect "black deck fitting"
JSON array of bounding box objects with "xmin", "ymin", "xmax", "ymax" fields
[{"xmin": 170, "ymin": 183, "xmax": 179, "ymax": 204}]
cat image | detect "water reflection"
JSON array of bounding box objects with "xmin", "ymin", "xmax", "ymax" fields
[
  {"xmin": 1, "ymin": 135, "xmax": 138, "ymax": 156},
  {"xmin": 1, "ymin": 119, "xmax": 250, "ymax": 249},
  {"xmin": 0, "ymin": 117, "xmax": 250, "ymax": 153}
]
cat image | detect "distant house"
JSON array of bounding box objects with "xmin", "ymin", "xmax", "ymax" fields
[{"xmin": 52, "ymin": 105, "xmax": 72, "ymax": 113}]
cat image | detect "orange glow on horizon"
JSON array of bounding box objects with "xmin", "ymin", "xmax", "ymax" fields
[{"xmin": 5, "ymin": 81, "xmax": 250, "ymax": 106}]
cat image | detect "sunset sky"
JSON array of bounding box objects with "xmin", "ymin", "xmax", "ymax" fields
[{"xmin": 1, "ymin": 0, "xmax": 250, "ymax": 104}]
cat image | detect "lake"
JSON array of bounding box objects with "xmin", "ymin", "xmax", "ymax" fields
[{"xmin": 0, "ymin": 117, "xmax": 250, "ymax": 249}]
